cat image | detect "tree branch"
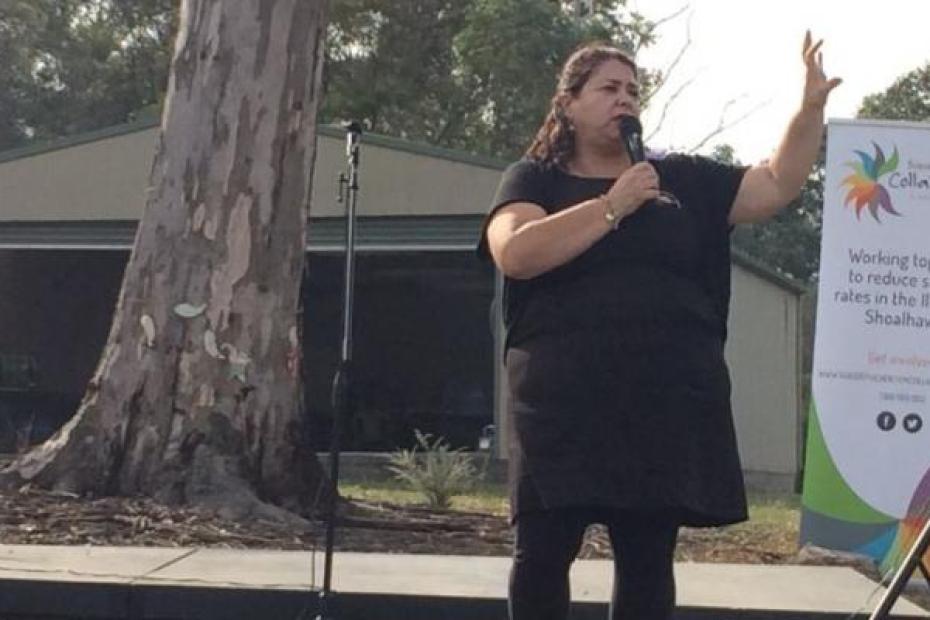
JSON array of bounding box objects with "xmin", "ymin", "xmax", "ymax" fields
[
  {"xmin": 648, "ymin": 3, "xmax": 689, "ymax": 32},
  {"xmin": 686, "ymin": 96, "xmax": 772, "ymax": 154},
  {"xmin": 640, "ymin": 7, "xmax": 692, "ymax": 117},
  {"xmin": 644, "ymin": 75, "xmax": 697, "ymax": 142}
]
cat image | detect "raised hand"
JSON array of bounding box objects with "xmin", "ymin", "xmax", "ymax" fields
[{"xmin": 802, "ymin": 30, "xmax": 842, "ymax": 110}]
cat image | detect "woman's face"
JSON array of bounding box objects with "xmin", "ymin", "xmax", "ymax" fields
[{"xmin": 565, "ymin": 59, "xmax": 640, "ymax": 151}]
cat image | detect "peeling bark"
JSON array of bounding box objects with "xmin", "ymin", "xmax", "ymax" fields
[{"xmin": 1, "ymin": 0, "xmax": 331, "ymax": 521}]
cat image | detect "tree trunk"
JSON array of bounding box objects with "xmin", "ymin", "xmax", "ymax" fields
[{"xmin": 2, "ymin": 0, "xmax": 331, "ymax": 522}]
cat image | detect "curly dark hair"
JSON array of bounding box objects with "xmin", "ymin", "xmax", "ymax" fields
[{"xmin": 526, "ymin": 42, "xmax": 638, "ymax": 167}]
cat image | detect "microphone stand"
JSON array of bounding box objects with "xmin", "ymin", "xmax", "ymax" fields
[{"xmin": 316, "ymin": 121, "xmax": 362, "ymax": 620}]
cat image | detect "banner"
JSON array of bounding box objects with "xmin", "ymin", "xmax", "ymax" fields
[{"xmin": 801, "ymin": 118, "xmax": 930, "ymax": 572}]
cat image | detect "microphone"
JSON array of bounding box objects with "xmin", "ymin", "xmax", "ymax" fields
[
  {"xmin": 618, "ymin": 114, "xmax": 645, "ymax": 163},
  {"xmin": 617, "ymin": 115, "xmax": 679, "ymax": 209}
]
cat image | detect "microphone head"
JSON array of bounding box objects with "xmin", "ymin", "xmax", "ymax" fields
[
  {"xmin": 342, "ymin": 120, "xmax": 364, "ymax": 135},
  {"xmin": 343, "ymin": 120, "xmax": 362, "ymax": 159},
  {"xmin": 618, "ymin": 114, "xmax": 642, "ymax": 138},
  {"xmin": 618, "ymin": 114, "xmax": 645, "ymax": 163}
]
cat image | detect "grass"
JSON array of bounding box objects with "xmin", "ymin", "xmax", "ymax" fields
[
  {"xmin": 341, "ymin": 477, "xmax": 801, "ymax": 526},
  {"xmin": 745, "ymin": 491, "xmax": 802, "ymax": 532},
  {"xmin": 340, "ymin": 478, "xmax": 509, "ymax": 516}
]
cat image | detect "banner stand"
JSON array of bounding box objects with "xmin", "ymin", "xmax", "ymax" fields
[
  {"xmin": 802, "ymin": 118, "xmax": 930, "ymax": 575},
  {"xmin": 869, "ymin": 518, "xmax": 930, "ymax": 619}
]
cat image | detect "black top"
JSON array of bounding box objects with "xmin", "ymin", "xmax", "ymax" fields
[
  {"xmin": 479, "ymin": 155, "xmax": 745, "ymax": 351},
  {"xmin": 478, "ymin": 154, "xmax": 750, "ymax": 527}
]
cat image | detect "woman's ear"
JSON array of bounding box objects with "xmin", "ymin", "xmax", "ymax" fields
[{"xmin": 559, "ymin": 99, "xmax": 575, "ymax": 125}]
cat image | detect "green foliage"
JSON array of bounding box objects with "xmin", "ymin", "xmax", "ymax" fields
[
  {"xmin": 323, "ymin": 0, "xmax": 656, "ymax": 159},
  {"xmin": 387, "ymin": 429, "xmax": 481, "ymax": 509},
  {"xmin": 0, "ymin": 0, "xmax": 46, "ymax": 148},
  {"xmin": 858, "ymin": 62, "xmax": 930, "ymax": 122},
  {"xmin": 709, "ymin": 143, "xmax": 736, "ymax": 165},
  {"xmin": 322, "ymin": 0, "xmax": 477, "ymax": 149},
  {"xmin": 0, "ymin": 0, "xmax": 175, "ymax": 151},
  {"xmin": 2, "ymin": 0, "xmax": 655, "ymax": 160}
]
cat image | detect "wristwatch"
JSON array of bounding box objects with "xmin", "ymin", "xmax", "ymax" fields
[{"xmin": 600, "ymin": 194, "xmax": 622, "ymax": 230}]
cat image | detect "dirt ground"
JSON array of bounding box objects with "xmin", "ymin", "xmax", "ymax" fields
[{"xmin": 0, "ymin": 485, "xmax": 794, "ymax": 562}]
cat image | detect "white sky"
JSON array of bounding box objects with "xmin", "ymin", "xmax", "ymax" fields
[{"xmin": 631, "ymin": 0, "xmax": 930, "ymax": 164}]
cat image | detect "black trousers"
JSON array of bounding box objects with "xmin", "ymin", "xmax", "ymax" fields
[{"xmin": 509, "ymin": 507, "xmax": 679, "ymax": 620}]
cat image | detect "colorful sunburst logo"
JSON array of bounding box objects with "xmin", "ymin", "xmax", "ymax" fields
[{"xmin": 841, "ymin": 142, "xmax": 901, "ymax": 222}]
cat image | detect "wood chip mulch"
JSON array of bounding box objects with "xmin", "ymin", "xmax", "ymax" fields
[{"xmin": 0, "ymin": 485, "xmax": 796, "ymax": 563}]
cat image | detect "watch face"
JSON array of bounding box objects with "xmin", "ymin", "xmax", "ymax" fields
[{"xmin": 599, "ymin": 195, "xmax": 620, "ymax": 229}]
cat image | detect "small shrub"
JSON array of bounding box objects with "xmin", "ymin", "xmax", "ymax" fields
[{"xmin": 387, "ymin": 429, "xmax": 480, "ymax": 509}]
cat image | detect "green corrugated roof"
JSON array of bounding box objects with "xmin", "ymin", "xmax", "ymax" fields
[
  {"xmin": 0, "ymin": 117, "xmax": 508, "ymax": 171},
  {"xmin": 0, "ymin": 216, "xmax": 484, "ymax": 252},
  {"xmin": 0, "ymin": 117, "xmax": 162, "ymax": 165}
]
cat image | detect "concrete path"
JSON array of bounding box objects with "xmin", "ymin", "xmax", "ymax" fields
[{"xmin": 0, "ymin": 544, "xmax": 926, "ymax": 619}]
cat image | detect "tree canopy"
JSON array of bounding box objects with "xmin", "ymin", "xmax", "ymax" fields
[
  {"xmin": 0, "ymin": 0, "xmax": 657, "ymax": 160},
  {"xmin": 858, "ymin": 62, "xmax": 930, "ymax": 122},
  {"xmin": 323, "ymin": 0, "xmax": 656, "ymax": 158},
  {"xmin": 0, "ymin": 0, "xmax": 175, "ymax": 150}
]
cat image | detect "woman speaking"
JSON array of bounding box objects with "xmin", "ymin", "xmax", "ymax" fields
[{"xmin": 478, "ymin": 32, "xmax": 840, "ymax": 620}]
